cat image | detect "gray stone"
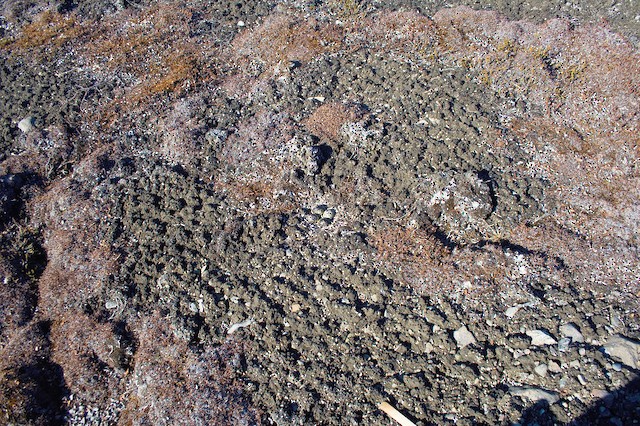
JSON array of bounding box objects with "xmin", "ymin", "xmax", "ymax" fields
[
  {"xmin": 453, "ymin": 325, "xmax": 476, "ymax": 349},
  {"xmin": 534, "ymin": 363, "xmax": 548, "ymax": 377},
  {"xmin": 560, "ymin": 323, "xmax": 584, "ymax": 343},
  {"xmin": 526, "ymin": 329, "xmax": 557, "ymax": 346},
  {"xmin": 603, "ymin": 336, "xmax": 640, "ymax": 369},
  {"xmin": 557, "ymin": 337, "xmax": 571, "ymax": 352},
  {"xmin": 509, "ymin": 386, "xmax": 560, "ymax": 404},
  {"xmin": 18, "ymin": 116, "xmax": 35, "ymax": 133},
  {"xmin": 505, "ymin": 305, "xmax": 521, "ymax": 318},
  {"xmin": 548, "ymin": 360, "xmax": 562, "ymax": 373}
]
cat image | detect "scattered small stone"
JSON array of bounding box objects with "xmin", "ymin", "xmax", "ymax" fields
[
  {"xmin": 611, "ymin": 363, "xmax": 622, "ymax": 372},
  {"xmin": 290, "ymin": 303, "xmax": 301, "ymax": 313},
  {"xmin": 577, "ymin": 374, "xmax": 587, "ymax": 385},
  {"xmin": 505, "ymin": 305, "xmax": 521, "ymax": 318},
  {"xmin": 534, "ymin": 363, "xmax": 548, "ymax": 377},
  {"xmin": 558, "ymin": 376, "xmax": 568, "ymax": 389},
  {"xmin": 424, "ymin": 342, "xmax": 434, "ymax": 354},
  {"xmin": 513, "ymin": 349, "xmax": 527, "ymax": 359},
  {"xmin": 591, "ymin": 389, "xmax": 609, "ymax": 399},
  {"xmin": 557, "ymin": 337, "xmax": 571, "ymax": 352},
  {"xmin": 453, "ymin": 325, "xmax": 476, "ymax": 349},
  {"xmin": 610, "ymin": 418, "xmax": 623, "ymax": 426},
  {"xmin": 18, "ymin": 116, "xmax": 34, "ymax": 133},
  {"xmin": 105, "ymin": 300, "xmax": 119, "ymax": 310},
  {"xmin": 569, "ymin": 360, "xmax": 580, "ymax": 369},
  {"xmin": 548, "ymin": 360, "xmax": 562, "ymax": 373},
  {"xmin": 603, "ymin": 336, "xmax": 640, "ymax": 369},
  {"xmin": 508, "ymin": 386, "xmax": 560, "ymax": 404},
  {"xmin": 560, "ymin": 323, "xmax": 584, "ymax": 343},
  {"xmin": 526, "ymin": 330, "xmax": 557, "ymax": 346}
]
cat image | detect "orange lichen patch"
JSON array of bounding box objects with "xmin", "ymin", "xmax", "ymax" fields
[
  {"xmin": 360, "ymin": 10, "xmax": 441, "ymax": 58},
  {"xmin": 432, "ymin": 6, "xmax": 640, "ymax": 143},
  {"xmin": 230, "ymin": 13, "xmax": 344, "ymax": 72},
  {"xmin": 369, "ymin": 225, "xmax": 456, "ymax": 291},
  {"xmin": 370, "ymin": 225, "xmax": 449, "ymax": 264},
  {"xmin": 214, "ymin": 176, "xmax": 301, "ymax": 216},
  {"xmin": 423, "ymin": 6, "xmax": 640, "ymax": 251},
  {"xmin": 50, "ymin": 314, "xmax": 124, "ymax": 397},
  {"xmin": 4, "ymin": 10, "xmax": 85, "ymax": 53},
  {"xmin": 75, "ymin": 4, "xmax": 218, "ymax": 123},
  {"xmin": 304, "ymin": 102, "xmax": 362, "ymax": 142},
  {"xmin": 508, "ymin": 221, "xmax": 640, "ymax": 289},
  {"xmin": 216, "ymin": 179, "xmax": 275, "ymax": 202},
  {"xmin": 121, "ymin": 312, "xmax": 258, "ymax": 425}
]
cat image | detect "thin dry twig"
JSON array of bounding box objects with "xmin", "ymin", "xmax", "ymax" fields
[{"xmin": 379, "ymin": 401, "xmax": 417, "ymax": 426}]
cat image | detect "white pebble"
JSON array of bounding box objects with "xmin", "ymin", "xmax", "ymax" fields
[
  {"xmin": 227, "ymin": 318, "xmax": 254, "ymax": 335},
  {"xmin": 526, "ymin": 329, "xmax": 557, "ymax": 346},
  {"xmin": 509, "ymin": 386, "xmax": 559, "ymax": 404},
  {"xmin": 18, "ymin": 116, "xmax": 34, "ymax": 133},
  {"xmin": 560, "ymin": 323, "xmax": 584, "ymax": 343},
  {"xmin": 453, "ymin": 325, "xmax": 476, "ymax": 349},
  {"xmin": 505, "ymin": 305, "xmax": 521, "ymax": 318},
  {"xmin": 603, "ymin": 336, "xmax": 640, "ymax": 369},
  {"xmin": 534, "ymin": 363, "xmax": 548, "ymax": 377}
]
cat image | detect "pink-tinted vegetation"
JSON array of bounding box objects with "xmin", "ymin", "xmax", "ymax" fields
[
  {"xmin": 1, "ymin": 1, "xmax": 639, "ymax": 423},
  {"xmin": 121, "ymin": 312, "xmax": 259, "ymax": 426}
]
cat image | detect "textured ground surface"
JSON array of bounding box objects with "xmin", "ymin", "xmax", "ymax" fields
[{"xmin": 1, "ymin": 0, "xmax": 639, "ymax": 425}]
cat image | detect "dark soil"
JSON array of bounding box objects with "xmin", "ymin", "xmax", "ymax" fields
[{"xmin": 1, "ymin": 0, "xmax": 638, "ymax": 425}]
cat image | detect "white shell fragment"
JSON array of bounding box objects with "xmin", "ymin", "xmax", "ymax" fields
[{"xmin": 227, "ymin": 318, "xmax": 255, "ymax": 335}]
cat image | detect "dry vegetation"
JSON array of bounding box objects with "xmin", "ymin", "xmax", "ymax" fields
[
  {"xmin": 119, "ymin": 312, "xmax": 259, "ymax": 426},
  {"xmin": 0, "ymin": 1, "xmax": 639, "ymax": 424}
]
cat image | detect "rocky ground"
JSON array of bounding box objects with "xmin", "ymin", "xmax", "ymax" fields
[{"xmin": 0, "ymin": 0, "xmax": 639, "ymax": 425}]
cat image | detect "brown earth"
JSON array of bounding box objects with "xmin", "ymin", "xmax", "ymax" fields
[{"xmin": 1, "ymin": 0, "xmax": 639, "ymax": 425}]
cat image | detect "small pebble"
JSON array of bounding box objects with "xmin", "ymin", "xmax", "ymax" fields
[
  {"xmin": 603, "ymin": 336, "xmax": 640, "ymax": 369},
  {"xmin": 557, "ymin": 337, "xmax": 571, "ymax": 352},
  {"xmin": 558, "ymin": 376, "xmax": 568, "ymax": 388},
  {"xmin": 548, "ymin": 360, "xmax": 562, "ymax": 373},
  {"xmin": 505, "ymin": 305, "xmax": 521, "ymax": 318},
  {"xmin": 560, "ymin": 323, "xmax": 584, "ymax": 343},
  {"xmin": 591, "ymin": 389, "xmax": 609, "ymax": 399},
  {"xmin": 105, "ymin": 300, "xmax": 119, "ymax": 310},
  {"xmin": 577, "ymin": 374, "xmax": 587, "ymax": 385},
  {"xmin": 534, "ymin": 363, "xmax": 548, "ymax": 377},
  {"xmin": 453, "ymin": 325, "xmax": 476, "ymax": 349},
  {"xmin": 18, "ymin": 116, "xmax": 34, "ymax": 133},
  {"xmin": 509, "ymin": 386, "xmax": 559, "ymax": 404},
  {"xmin": 527, "ymin": 330, "xmax": 557, "ymax": 346}
]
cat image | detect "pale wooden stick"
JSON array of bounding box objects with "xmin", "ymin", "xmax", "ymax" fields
[{"xmin": 378, "ymin": 401, "xmax": 417, "ymax": 426}]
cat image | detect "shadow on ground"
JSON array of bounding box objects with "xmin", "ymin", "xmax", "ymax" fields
[{"xmin": 518, "ymin": 375, "xmax": 640, "ymax": 425}]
